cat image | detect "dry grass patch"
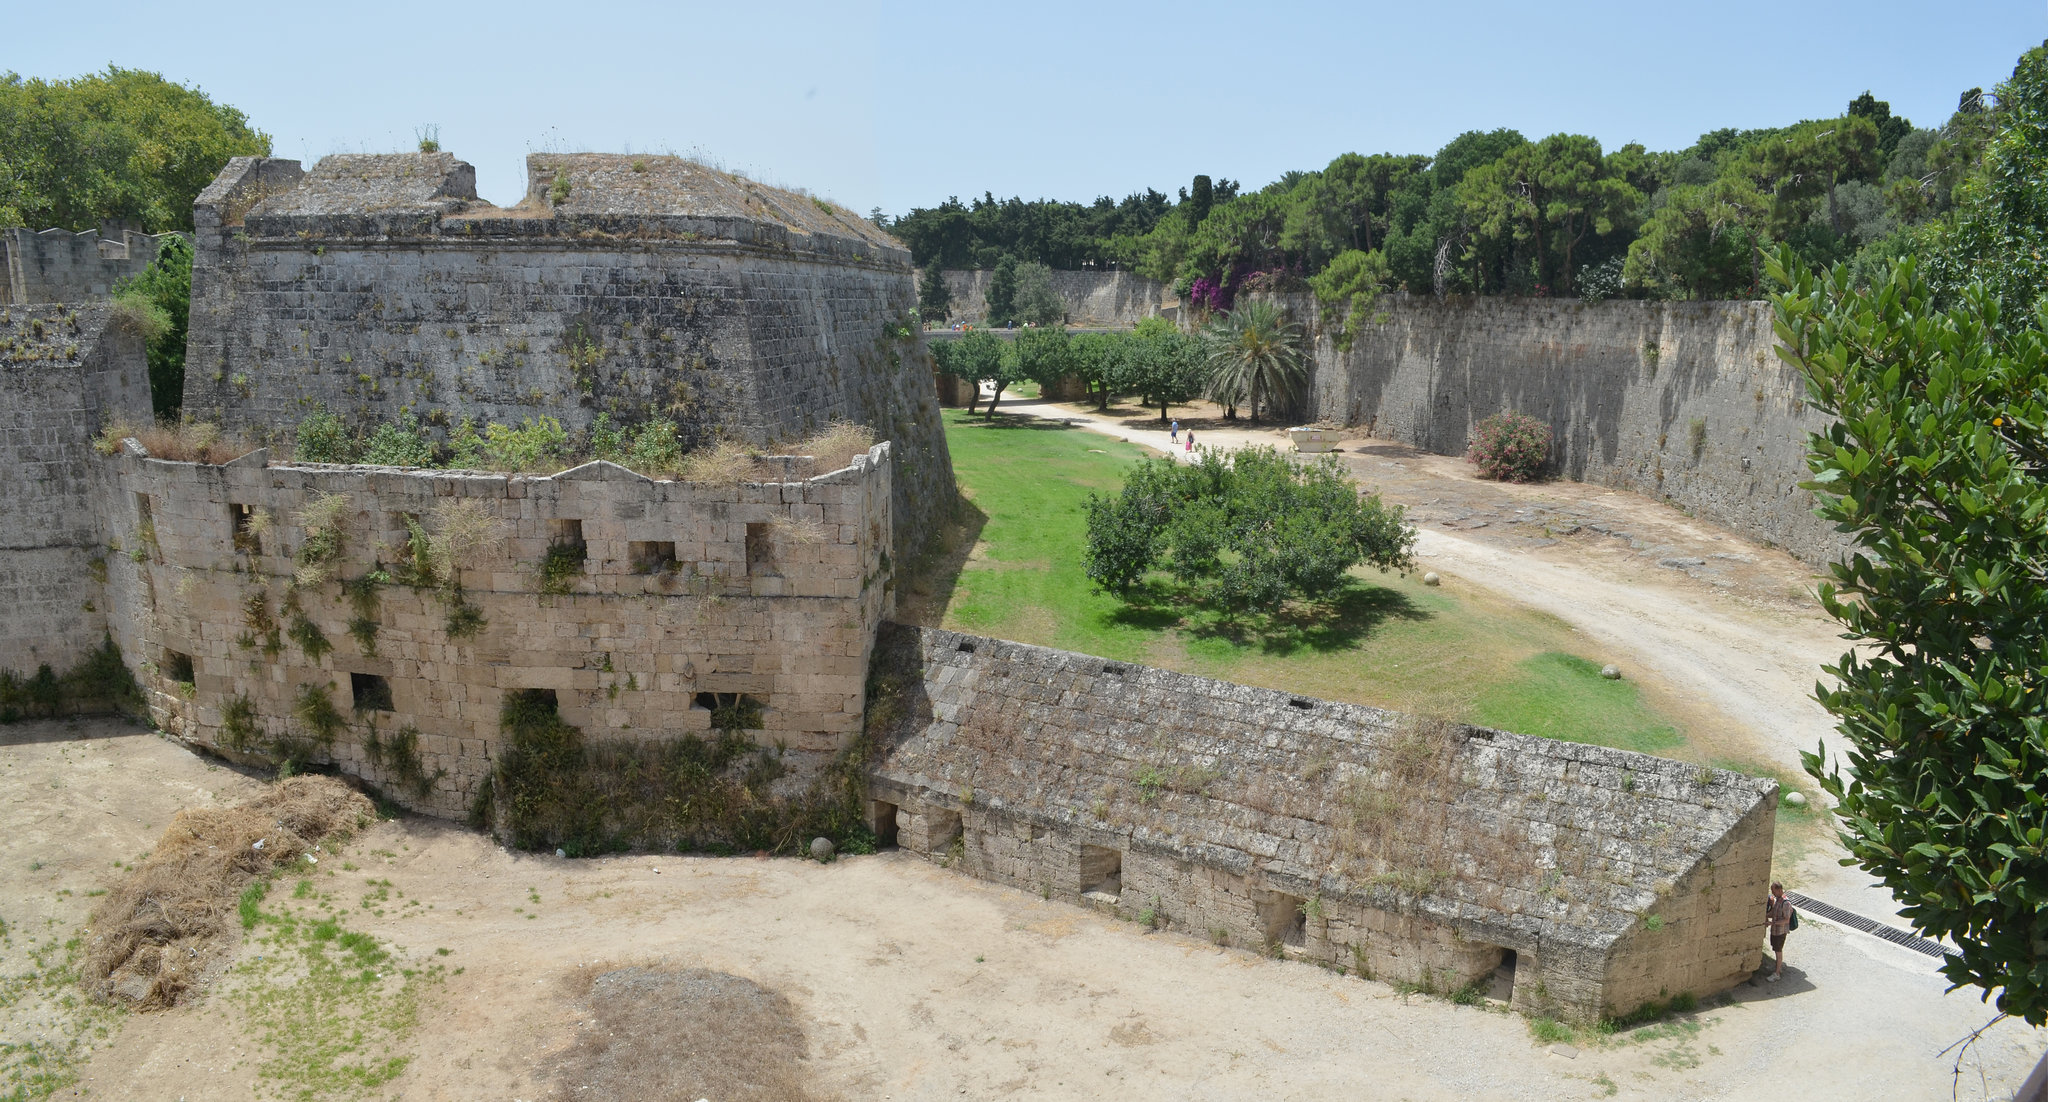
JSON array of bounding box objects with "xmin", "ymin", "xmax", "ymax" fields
[
  {"xmin": 785, "ymin": 421, "xmax": 876, "ymax": 476},
  {"xmin": 94, "ymin": 417, "xmax": 258, "ymax": 464},
  {"xmin": 80, "ymin": 776, "xmax": 374, "ymax": 1009},
  {"xmin": 549, "ymin": 964, "xmax": 826, "ymax": 1102}
]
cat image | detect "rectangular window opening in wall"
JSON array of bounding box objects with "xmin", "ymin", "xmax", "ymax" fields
[
  {"xmin": 1258, "ymin": 890, "xmax": 1305, "ymax": 949},
  {"xmin": 163, "ymin": 650, "xmax": 194, "ymax": 686},
  {"xmin": 871, "ymin": 800, "xmax": 900, "ymax": 848},
  {"xmin": 548, "ymin": 518, "xmax": 586, "ymax": 556},
  {"xmin": 350, "ymin": 671, "xmax": 393, "ymax": 712},
  {"xmin": 629, "ymin": 540, "xmax": 677, "ymax": 575},
  {"xmin": 230, "ymin": 503, "xmax": 260, "ymax": 554},
  {"xmin": 926, "ymin": 808, "xmax": 963, "ymax": 857},
  {"xmin": 504, "ymin": 688, "xmax": 559, "ymax": 724},
  {"xmin": 691, "ymin": 691, "xmax": 765, "ymax": 729},
  {"xmin": 1080, "ymin": 845, "xmax": 1123, "ymax": 902},
  {"xmin": 134, "ymin": 493, "xmax": 152, "ymax": 524},
  {"xmin": 744, "ymin": 522, "xmax": 776, "ymax": 576}
]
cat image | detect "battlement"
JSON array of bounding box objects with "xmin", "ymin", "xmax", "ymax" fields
[
  {"xmin": 196, "ymin": 151, "xmax": 904, "ymax": 266},
  {"xmin": 3, "ymin": 226, "xmax": 182, "ymax": 305}
]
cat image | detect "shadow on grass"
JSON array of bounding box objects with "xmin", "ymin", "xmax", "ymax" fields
[
  {"xmin": 951, "ymin": 411, "xmax": 1083, "ymax": 432},
  {"xmin": 891, "ymin": 494, "xmax": 990, "ymax": 628},
  {"xmin": 1110, "ymin": 578, "xmax": 1431, "ymax": 655}
]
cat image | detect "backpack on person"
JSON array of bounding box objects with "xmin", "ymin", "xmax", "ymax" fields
[{"xmin": 1789, "ymin": 907, "xmax": 1799, "ymax": 931}]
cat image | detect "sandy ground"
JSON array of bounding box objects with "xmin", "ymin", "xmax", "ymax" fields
[{"xmin": 5, "ymin": 721, "xmax": 2043, "ymax": 1102}]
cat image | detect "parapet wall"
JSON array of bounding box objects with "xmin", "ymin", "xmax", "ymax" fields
[
  {"xmin": 1295, "ymin": 293, "xmax": 1846, "ymax": 564},
  {"xmin": 868, "ymin": 625, "xmax": 1775, "ymax": 1023},
  {"xmin": 930, "ymin": 268, "xmax": 1176, "ymax": 328},
  {"xmin": 0, "ymin": 304, "xmax": 152, "ymax": 675},
  {"xmin": 96, "ymin": 442, "xmax": 893, "ymax": 821},
  {"xmin": 183, "ymin": 153, "xmax": 955, "ymax": 566},
  {"xmin": 3, "ymin": 226, "xmax": 179, "ymax": 305}
]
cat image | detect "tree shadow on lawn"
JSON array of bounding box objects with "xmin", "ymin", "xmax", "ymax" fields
[
  {"xmin": 1110, "ymin": 578, "xmax": 1430, "ymax": 655},
  {"xmin": 953, "ymin": 412, "xmax": 1086, "ymax": 432}
]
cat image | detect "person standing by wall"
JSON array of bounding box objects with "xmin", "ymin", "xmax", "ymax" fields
[{"xmin": 1764, "ymin": 881, "xmax": 1795, "ymax": 981}]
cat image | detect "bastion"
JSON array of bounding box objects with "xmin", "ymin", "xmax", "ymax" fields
[
  {"xmin": 867, "ymin": 625, "xmax": 1776, "ymax": 1023},
  {"xmin": 182, "ymin": 150, "xmax": 953, "ymax": 565}
]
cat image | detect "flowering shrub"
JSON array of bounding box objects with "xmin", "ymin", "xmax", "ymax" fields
[{"xmin": 1468, "ymin": 411, "xmax": 1551, "ymax": 482}]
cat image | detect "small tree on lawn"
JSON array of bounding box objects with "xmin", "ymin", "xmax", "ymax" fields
[
  {"xmin": 1130, "ymin": 317, "xmax": 1207, "ymax": 423},
  {"xmin": 931, "ymin": 329, "xmax": 1006, "ymax": 415},
  {"xmin": 1084, "ymin": 445, "xmax": 1416, "ymax": 612},
  {"xmin": 1468, "ymin": 411, "xmax": 1551, "ymax": 482}
]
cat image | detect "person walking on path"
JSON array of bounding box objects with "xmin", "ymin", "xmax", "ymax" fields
[
  {"xmin": 1764, "ymin": 882, "xmax": 1795, "ymax": 981},
  {"xmin": 1184, "ymin": 430, "xmax": 1195, "ymax": 456},
  {"xmin": 1170, "ymin": 419, "xmax": 1180, "ymax": 444}
]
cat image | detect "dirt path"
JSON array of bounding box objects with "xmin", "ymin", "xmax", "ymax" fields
[
  {"xmin": 991, "ymin": 398, "xmax": 1896, "ymax": 917},
  {"xmin": 5, "ymin": 721, "xmax": 2041, "ymax": 1102}
]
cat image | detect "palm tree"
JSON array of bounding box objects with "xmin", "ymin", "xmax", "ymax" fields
[{"xmin": 1202, "ymin": 300, "xmax": 1309, "ymax": 423}]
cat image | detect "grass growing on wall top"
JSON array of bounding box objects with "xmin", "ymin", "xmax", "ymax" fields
[{"xmin": 927, "ymin": 409, "xmax": 1687, "ymax": 753}]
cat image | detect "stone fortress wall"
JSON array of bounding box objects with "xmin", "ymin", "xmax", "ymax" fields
[
  {"xmin": 184, "ymin": 152, "xmax": 954, "ymax": 567},
  {"xmin": 1294, "ymin": 293, "xmax": 1846, "ymax": 564},
  {"xmin": 867, "ymin": 626, "xmax": 1776, "ymax": 1023},
  {"xmin": 3, "ymin": 225, "xmax": 177, "ymax": 306},
  {"xmin": 927, "ymin": 268, "xmax": 1177, "ymax": 328},
  {"xmin": 0, "ymin": 303, "xmax": 153, "ymax": 676},
  {"xmin": 95, "ymin": 442, "xmax": 892, "ymax": 820}
]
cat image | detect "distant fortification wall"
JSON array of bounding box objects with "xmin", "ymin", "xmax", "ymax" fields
[
  {"xmin": 95, "ymin": 442, "xmax": 893, "ymax": 820},
  {"xmin": 184, "ymin": 153, "xmax": 955, "ymax": 565},
  {"xmin": 931, "ymin": 268, "xmax": 1176, "ymax": 328},
  {"xmin": 3, "ymin": 226, "xmax": 177, "ymax": 305},
  {"xmin": 1295, "ymin": 294, "xmax": 1845, "ymax": 564},
  {"xmin": 0, "ymin": 304, "xmax": 152, "ymax": 676}
]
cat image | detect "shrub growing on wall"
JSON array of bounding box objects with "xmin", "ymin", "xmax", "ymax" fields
[{"xmin": 1468, "ymin": 411, "xmax": 1551, "ymax": 482}]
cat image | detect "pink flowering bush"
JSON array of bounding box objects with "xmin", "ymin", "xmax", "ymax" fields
[{"xmin": 1468, "ymin": 411, "xmax": 1551, "ymax": 482}]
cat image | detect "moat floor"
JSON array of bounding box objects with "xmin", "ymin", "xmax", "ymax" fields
[{"xmin": 4, "ymin": 720, "xmax": 2041, "ymax": 1101}]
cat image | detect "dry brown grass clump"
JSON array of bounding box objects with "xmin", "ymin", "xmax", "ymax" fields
[
  {"xmin": 550, "ymin": 965, "xmax": 826, "ymax": 1102},
  {"xmin": 675, "ymin": 439, "xmax": 765, "ymax": 485},
  {"xmin": 94, "ymin": 417, "xmax": 258, "ymax": 464},
  {"xmin": 431, "ymin": 498, "xmax": 505, "ymax": 577},
  {"xmin": 1335, "ymin": 713, "xmax": 1469, "ymax": 892},
  {"xmin": 784, "ymin": 421, "xmax": 876, "ymax": 476},
  {"xmin": 81, "ymin": 776, "xmax": 374, "ymax": 1009}
]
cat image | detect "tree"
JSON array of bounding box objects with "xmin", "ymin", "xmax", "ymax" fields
[
  {"xmin": 1203, "ymin": 300, "xmax": 1309, "ymax": 422},
  {"xmin": 1761, "ymin": 116, "xmax": 1881, "ymax": 239},
  {"xmin": 1067, "ymin": 331, "xmax": 1133, "ymax": 411},
  {"xmin": 985, "ymin": 255, "xmax": 1019, "ymax": 326},
  {"xmin": 1773, "ymin": 247, "xmax": 2048, "ymax": 1025},
  {"xmin": 1083, "ymin": 445, "xmax": 1415, "ymax": 612},
  {"xmin": 1308, "ymin": 248, "xmax": 1392, "ymax": 350},
  {"xmin": 1624, "ymin": 175, "xmax": 1771, "ymax": 299},
  {"xmin": 0, "ymin": 67, "xmax": 270, "ymax": 232},
  {"xmin": 1458, "ymin": 134, "xmax": 1640, "ymax": 296},
  {"xmin": 1848, "ymin": 91, "xmax": 1915, "ymax": 163},
  {"xmin": 1129, "ymin": 317, "xmax": 1207, "ymax": 422},
  {"xmin": 1012, "ymin": 261, "xmax": 1066, "ymax": 326},
  {"xmin": 918, "ymin": 260, "xmax": 952, "ymax": 323},
  {"xmin": 1014, "ymin": 325, "xmax": 1072, "ymax": 406},
  {"xmin": 1927, "ymin": 45, "xmax": 2048, "ymax": 321},
  {"xmin": 1186, "ymin": 174, "xmax": 1215, "ymax": 226},
  {"xmin": 931, "ymin": 329, "xmax": 1006, "ymax": 415},
  {"xmin": 112, "ymin": 233, "xmax": 192, "ymax": 416}
]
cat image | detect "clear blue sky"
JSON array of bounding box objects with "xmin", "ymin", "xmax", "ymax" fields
[{"xmin": 5, "ymin": 1, "xmax": 2042, "ymax": 217}]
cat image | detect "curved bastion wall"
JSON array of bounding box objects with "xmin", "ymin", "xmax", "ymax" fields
[
  {"xmin": 182, "ymin": 151, "xmax": 954, "ymax": 566},
  {"xmin": 94, "ymin": 442, "xmax": 893, "ymax": 821}
]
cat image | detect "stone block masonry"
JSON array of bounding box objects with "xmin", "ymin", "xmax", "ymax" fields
[
  {"xmin": 3, "ymin": 226, "xmax": 178, "ymax": 305},
  {"xmin": 867, "ymin": 624, "xmax": 1777, "ymax": 1024},
  {"xmin": 0, "ymin": 303, "xmax": 153, "ymax": 674},
  {"xmin": 929, "ymin": 268, "xmax": 1177, "ymax": 328},
  {"xmin": 183, "ymin": 152, "xmax": 956, "ymax": 567},
  {"xmin": 1296, "ymin": 292, "xmax": 1847, "ymax": 565},
  {"xmin": 95, "ymin": 441, "xmax": 893, "ymax": 822}
]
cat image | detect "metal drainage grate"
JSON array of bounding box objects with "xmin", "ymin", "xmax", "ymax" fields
[{"xmin": 1786, "ymin": 891, "xmax": 1956, "ymax": 959}]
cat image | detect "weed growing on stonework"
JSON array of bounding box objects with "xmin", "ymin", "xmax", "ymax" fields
[
  {"xmin": 221, "ymin": 692, "xmax": 260, "ymax": 751},
  {"xmin": 293, "ymin": 682, "xmax": 345, "ymax": 751},
  {"xmin": 364, "ymin": 723, "xmax": 444, "ymax": 798},
  {"xmin": 1529, "ymin": 1016, "xmax": 1574, "ymax": 1044},
  {"xmin": 293, "ymin": 492, "xmax": 351, "ymax": 587},
  {"xmin": 287, "ymin": 609, "xmax": 331, "ymax": 662},
  {"xmin": 537, "ymin": 542, "xmax": 584, "ymax": 595},
  {"xmin": 549, "ymin": 171, "xmax": 572, "ymax": 206},
  {"xmin": 443, "ymin": 591, "xmax": 487, "ymax": 639},
  {"xmin": 0, "ymin": 635, "xmax": 140, "ymax": 723}
]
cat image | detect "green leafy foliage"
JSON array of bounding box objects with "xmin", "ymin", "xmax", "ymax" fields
[
  {"xmin": 1308, "ymin": 248, "xmax": 1391, "ymax": 351},
  {"xmin": 0, "ymin": 67, "xmax": 270, "ymax": 231},
  {"xmin": 292, "ymin": 408, "xmax": 355, "ymax": 463},
  {"xmin": 111, "ymin": 234, "xmax": 192, "ymax": 416},
  {"xmin": 0, "ymin": 635, "xmax": 140, "ymax": 723},
  {"xmin": 1773, "ymin": 245, "xmax": 2048, "ymax": 1024},
  {"xmin": 1084, "ymin": 445, "xmax": 1415, "ymax": 612},
  {"xmin": 482, "ymin": 416, "xmax": 568, "ymax": 472},
  {"xmin": 1012, "ymin": 261, "xmax": 1065, "ymax": 326},
  {"xmin": 1467, "ymin": 411, "xmax": 1553, "ymax": 482},
  {"xmin": 1202, "ymin": 301, "xmax": 1309, "ymax": 422},
  {"xmin": 984, "ymin": 255, "xmax": 1019, "ymax": 326},
  {"xmin": 917, "ymin": 259, "xmax": 952, "ymax": 322}
]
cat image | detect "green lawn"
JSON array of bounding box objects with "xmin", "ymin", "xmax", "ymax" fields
[{"xmin": 929, "ymin": 409, "xmax": 1687, "ymax": 755}]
